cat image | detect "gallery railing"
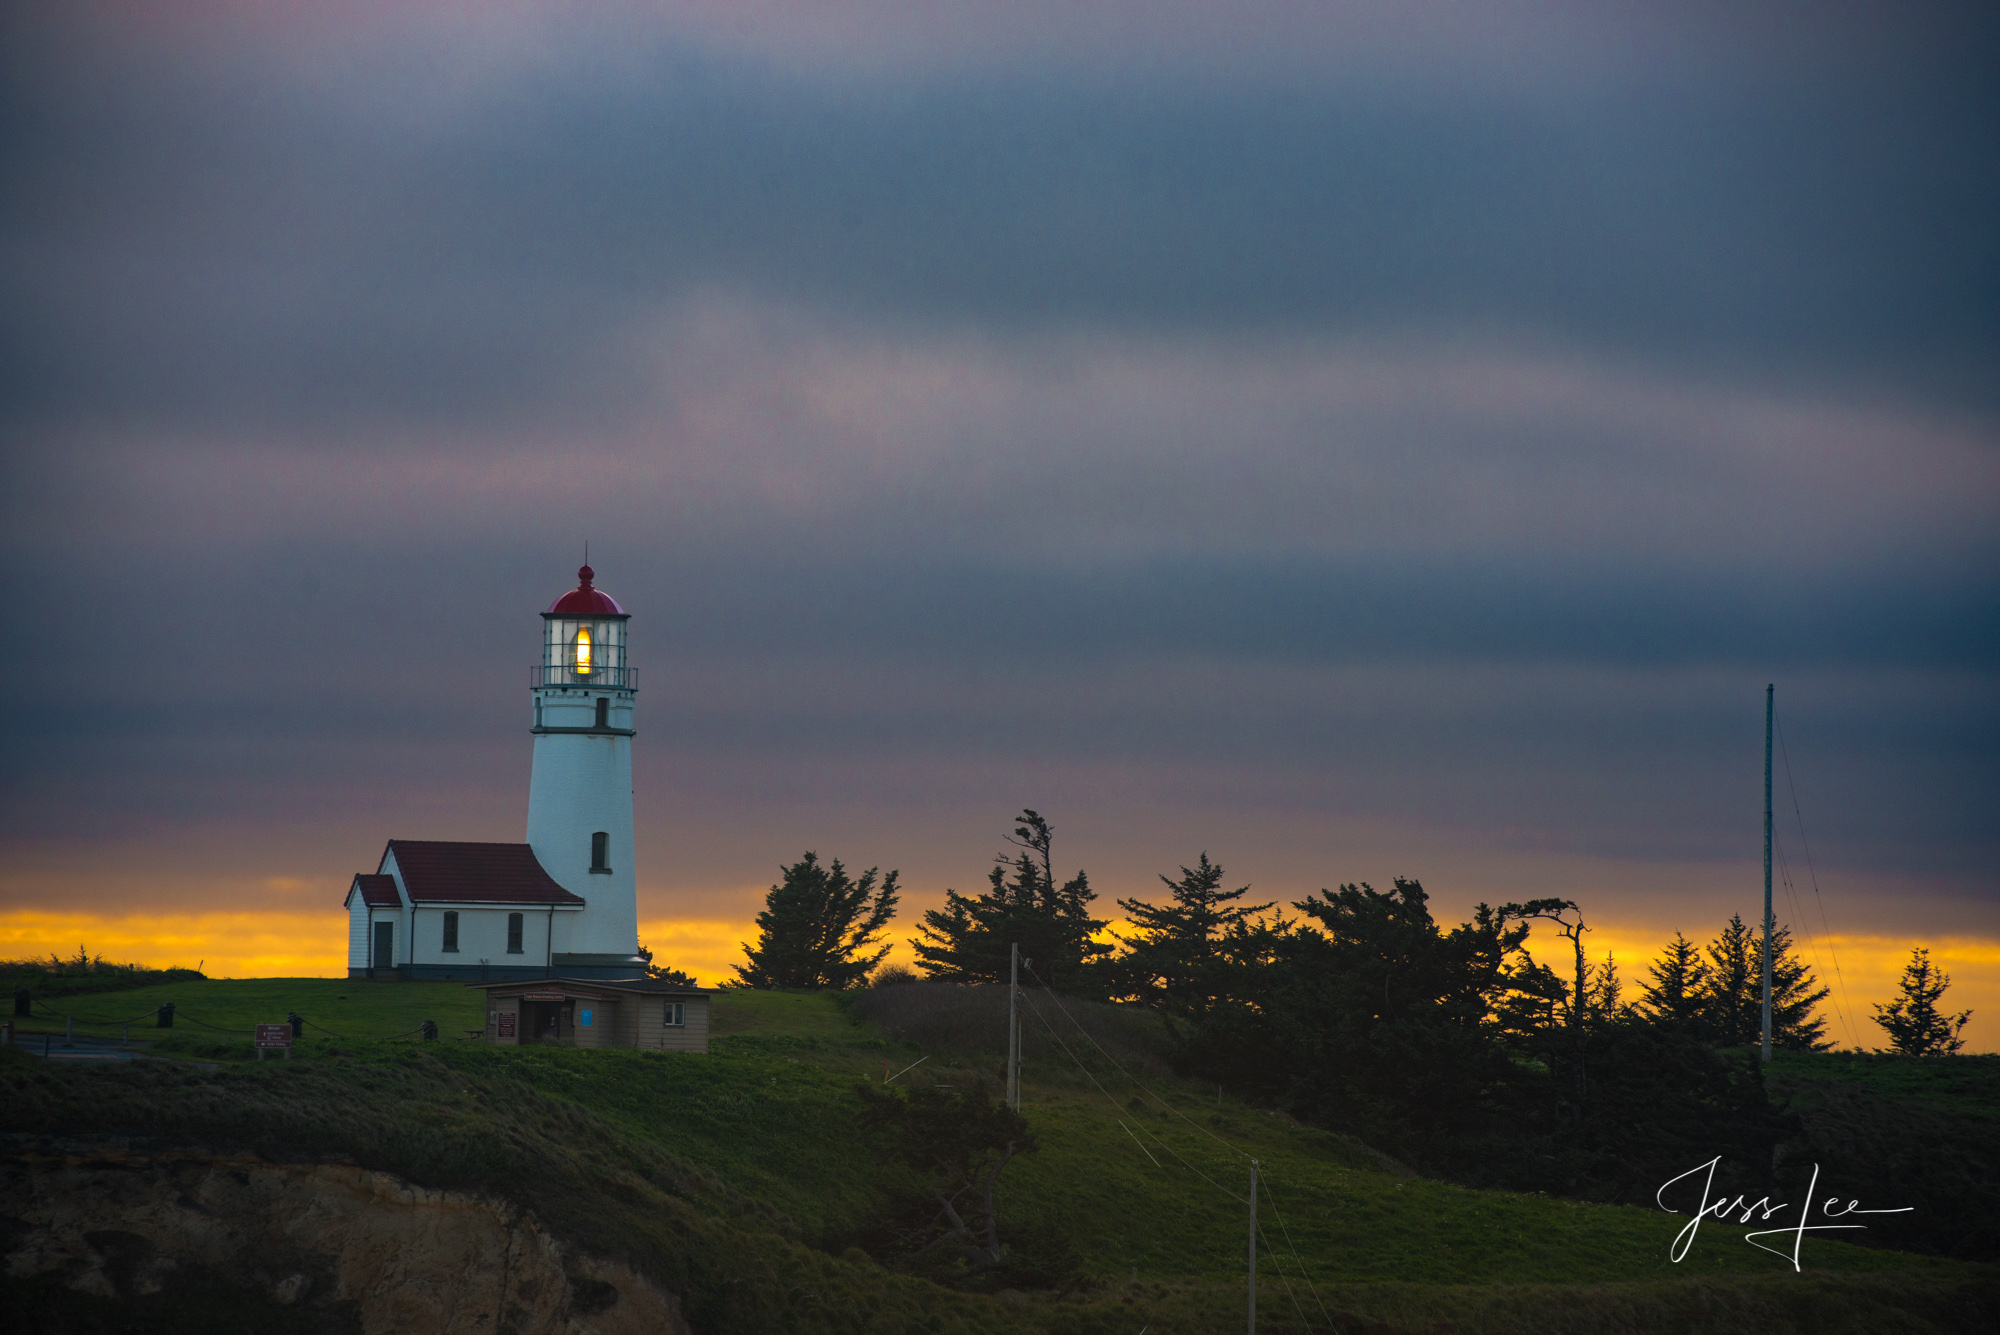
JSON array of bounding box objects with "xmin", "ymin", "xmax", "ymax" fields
[{"xmin": 530, "ymin": 665, "xmax": 637, "ymax": 690}]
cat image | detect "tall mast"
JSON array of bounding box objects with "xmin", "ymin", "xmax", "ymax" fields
[{"xmin": 1761, "ymin": 684, "xmax": 1774, "ymax": 1063}]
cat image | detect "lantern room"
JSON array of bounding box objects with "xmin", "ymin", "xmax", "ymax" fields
[{"xmin": 535, "ymin": 565, "xmax": 633, "ymax": 690}]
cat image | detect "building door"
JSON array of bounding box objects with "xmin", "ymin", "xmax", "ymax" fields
[
  {"xmin": 522, "ymin": 1001, "xmax": 566, "ymax": 1043},
  {"xmin": 372, "ymin": 921, "xmax": 394, "ymax": 970}
]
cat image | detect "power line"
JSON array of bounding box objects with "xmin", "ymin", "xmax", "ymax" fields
[
  {"xmin": 1256, "ymin": 1220, "xmax": 1316, "ymax": 1333},
  {"xmin": 1260, "ymin": 1172, "xmax": 1336, "ymax": 1328},
  {"xmin": 1775, "ymin": 711, "xmax": 1862, "ymax": 1048},
  {"xmin": 1773, "ymin": 826, "xmax": 1857, "ymax": 1048},
  {"xmin": 1014, "ymin": 969, "xmax": 1329, "ymax": 1307},
  {"xmin": 1021, "ymin": 961, "xmax": 1252, "ymax": 1161},
  {"xmin": 1012, "ymin": 986, "xmax": 1247, "ymax": 1205}
]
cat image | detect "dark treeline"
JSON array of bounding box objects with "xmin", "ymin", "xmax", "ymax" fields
[{"xmin": 737, "ymin": 810, "xmax": 1980, "ymax": 1246}]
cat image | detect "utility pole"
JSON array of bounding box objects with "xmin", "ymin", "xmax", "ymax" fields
[
  {"xmin": 1247, "ymin": 1159, "xmax": 1259, "ymax": 1334},
  {"xmin": 1008, "ymin": 943, "xmax": 1020, "ymax": 1111},
  {"xmin": 1762, "ymin": 683, "xmax": 1774, "ymax": 1064}
]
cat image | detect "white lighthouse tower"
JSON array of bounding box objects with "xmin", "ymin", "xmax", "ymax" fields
[{"xmin": 527, "ymin": 564, "xmax": 643, "ymax": 976}]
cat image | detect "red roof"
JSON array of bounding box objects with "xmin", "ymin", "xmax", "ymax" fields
[
  {"xmin": 545, "ymin": 565, "xmax": 626, "ymax": 617},
  {"xmin": 345, "ymin": 873, "xmax": 401, "ymax": 909},
  {"xmin": 383, "ymin": 840, "xmax": 586, "ymax": 906}
]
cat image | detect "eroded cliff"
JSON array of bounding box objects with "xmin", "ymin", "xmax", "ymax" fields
[{"xmin": 2, "ymin": 1135, "xmax": 691, "ymax": 1334}]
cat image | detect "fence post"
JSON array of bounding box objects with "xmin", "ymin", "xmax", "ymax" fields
[
  {"xmin": 158, "ymin": 1002, "xmax": 175, "ymax": 1029},
  {"xmin": 65, "ymin": 1016, "xmax": 73, "ymax": 1048}
]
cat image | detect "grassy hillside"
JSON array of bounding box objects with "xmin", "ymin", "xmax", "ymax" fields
[
  {"xmin": 1766, "ymin": 1049, "xmax": 2000, "ymax": 1262},
  {"xmin": 3, "ymin": 983, "xmax": 1994, "ymax": 1333},
  {"xmin": 9, "ymin": 975, "xmax": 485, "ymax": 1053}
]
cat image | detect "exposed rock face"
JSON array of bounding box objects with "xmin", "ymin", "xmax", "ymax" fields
[{"xmin": 1, "ymin": 1136, "xmax": 690, "ymax": 1335}]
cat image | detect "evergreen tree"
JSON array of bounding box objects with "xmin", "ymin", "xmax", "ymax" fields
[
  {"xmin": 1873, "ymin": 947, "xmax": 1971, "ymax": 1056},
  {"xmin": 1112, "ymin": 853, "xmax": 1271, "ymax": 1016},
  {"xmin": 734, "ymin": 852, "xmax": 900, "ymax": 989},
  {"xmin": 910, "ymin": 811, "xmax": 1110, "ymax": 990},
  {"xmin": 1700, "ymin": 915, "xmax": 1761, "ymax": 1046},
  {"xmin": 1637, "ymin": 932, "xmax": 1710, "ymax": 1028},
  {"xmin": 1767, "ymin": 925, "xmax": 1832, "ymax": 1050},
  {"xmin": 1586, "ymin": 951, "xmax": 1624, "ymax": 1022},
  {"xmin": 1698, "ymin": 915, "xmax": 1830, "ymax": 1050}
]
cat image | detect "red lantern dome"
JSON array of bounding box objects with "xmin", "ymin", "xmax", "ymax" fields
[{"xmin": 545, "ymin": 565, "xmax": 626, "ymax": 617}]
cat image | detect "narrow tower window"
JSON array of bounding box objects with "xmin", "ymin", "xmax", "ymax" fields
[
  {"xmin": 441, "ymin": 911, "xmax": 459, "ymax": 953},
  {"xmin": 591, "ymin": 831, "xmax": 610, "ymax": 873},
  {"xmin": 595, "ymin": 697, "xmax": 609, "ymax": 728},
  {"xmin": 506, "ymin": 913, "xmax": 524, "ymax": 954}
]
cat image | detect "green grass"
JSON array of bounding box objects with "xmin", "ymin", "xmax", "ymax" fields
[
  {"xmin": 1767, "ymin": 1048, "xmax": 2000, "ymax": 1107},
  {"xmin": 1764, "ymin": 1049, "xmax": 1999, "ymax": 1262},
  {"xmin": 12, "ymin": 976, "xmax": 487, "ymax": 1056},
  {"xmin": 4, "ymin": 985, "xmax": 1994, "ymax": 1334}
]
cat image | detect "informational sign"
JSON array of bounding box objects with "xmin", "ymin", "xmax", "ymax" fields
[
  {"xmin": 254, "ymin": 1023, "xmax": 291, "ymax": 1048},
  {"xmin": 497, "ymin": 1013, "xmax": 516, "ymax": 1038},
  {"xmin": 578, "ymin": 1009, "xmax": 593, "ymax": 1027},
  {"xmin": 521, "ymin": 992, "xmax": 565, "ymax": 1001}
]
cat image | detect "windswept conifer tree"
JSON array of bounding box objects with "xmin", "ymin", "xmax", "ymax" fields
[
  {"xmin": 734, "ymin": 852, "xmax": 900, "ymax": 989},
  {"xmin": 910, "ymin": 811, "xmax": 1110, "ymax": 991},
  {"xmin": 1112, "ymin": 853, "xmax": 1271, "ymax": 1016}
]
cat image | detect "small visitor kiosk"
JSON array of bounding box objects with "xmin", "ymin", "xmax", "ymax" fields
[{"xmin": 474, "ymin": 976, "xmax": 711, "ymax": 1052}]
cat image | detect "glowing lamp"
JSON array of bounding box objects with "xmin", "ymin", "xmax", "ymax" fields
[{"xmin": 574, "ymin": 625, "xmax": 594, "ymax": 675}]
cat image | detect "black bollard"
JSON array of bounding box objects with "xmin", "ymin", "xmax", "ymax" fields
[
  {"xmin": 157, "ymin": 1002, "xmax": 175, "ymax": 1029},
  {"xmin": 421, "ymin": 1019, "xmax": 438, "ymax": 1041},
  {"xmin": 288, "ymin": 1011, "xmax": 304, "ymax": 1038},
  {"xmin": 13, "ymin": 989, "xmax": 28, "ymax": 1018}
]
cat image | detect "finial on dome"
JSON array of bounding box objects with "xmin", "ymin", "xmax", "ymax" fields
[{"xmin": 545, "ymin": 558, "xmax": 625, "ymax": 615}]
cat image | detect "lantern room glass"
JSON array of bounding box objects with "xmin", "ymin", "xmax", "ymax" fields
[{"xmin": 541, "ymin": 617, "xmax": 628, "ymax": 687}]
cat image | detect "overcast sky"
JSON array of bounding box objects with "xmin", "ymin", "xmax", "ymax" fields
[{"xmin": 2, "ymin": 3, "xmax": 1995, "ymax": 1029}]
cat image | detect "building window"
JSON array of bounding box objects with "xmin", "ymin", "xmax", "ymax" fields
[
  {"xmin": 590, "ymin": 831, "xmax": 610, "ymax": 873},
  {"xmin": 507, "ymin": 913, "xmax": 524, "ymax": 954},
  {"xmin": 664, "ymin": 1002, "xmax": 685, "ymax": 1027},
  {"xmin": 442, "ymin": 911, "xmax": 459, "ymax": 953},
  {"xmin": 595, "ymin": 696, "xmax": 609, "ymax": 728}
]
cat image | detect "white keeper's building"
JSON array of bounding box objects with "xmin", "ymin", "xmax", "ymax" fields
[{"xmin": 343, "ymin": 564, "xmax": 648, "ymax": 983}]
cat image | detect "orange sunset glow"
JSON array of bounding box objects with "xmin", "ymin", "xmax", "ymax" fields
[{"xmin": 7, "ymin": 909, "xmax": 1995, "ymax": 1054}]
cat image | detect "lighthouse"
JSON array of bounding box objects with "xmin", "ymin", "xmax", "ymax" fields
[
  {"xmin": 342, "ymin": 563, "xmax": 644, "ymax": 981},
  {"xmin": 526, "ymin": 564, "xmax": 643, "ymax": 974}
]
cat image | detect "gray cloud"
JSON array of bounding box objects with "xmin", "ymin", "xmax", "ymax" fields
[
  {"xmin": 3, "ymin": 6, "xmax": 1996, "ymax": 433},
  {"xmin": 0, "ymin": 4, "xmax": 1993, "ymax": 960}
]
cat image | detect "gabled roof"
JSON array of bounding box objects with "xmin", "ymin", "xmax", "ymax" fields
[
  {"xmin": 383, "ymin": 840, "xmax": 587, "ymax": 907},
  {"xmin": 344, "ymin": 873, "xmax": 401, "ymax": 909}
]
